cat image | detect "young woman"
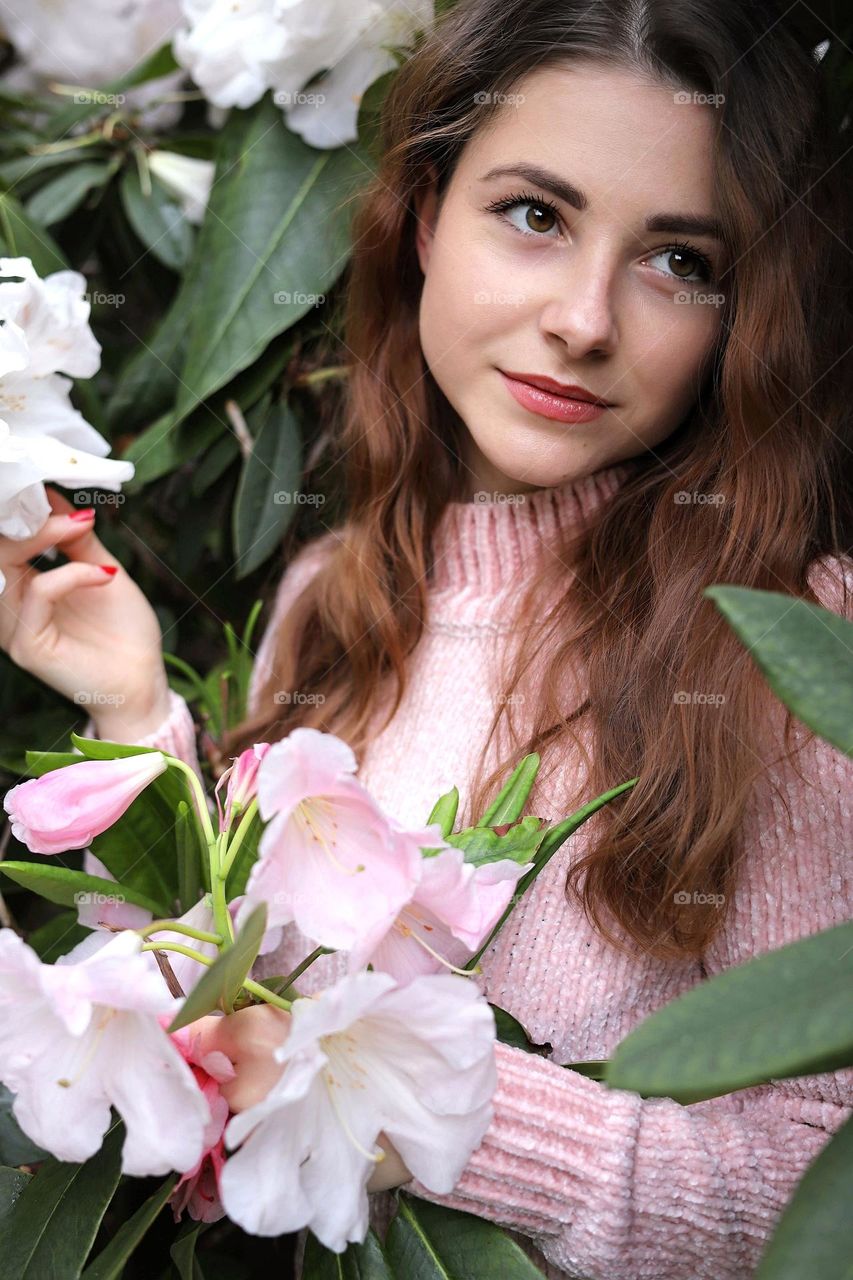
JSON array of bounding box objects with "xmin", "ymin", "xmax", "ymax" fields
[{"xmin": 2, "ymin": 1, "xmax": 851, "ymax": 1275}]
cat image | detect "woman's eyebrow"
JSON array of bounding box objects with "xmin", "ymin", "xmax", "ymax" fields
[{"xmin": 480, "ymin": 163, "xmax": 725, "ymax": 242}]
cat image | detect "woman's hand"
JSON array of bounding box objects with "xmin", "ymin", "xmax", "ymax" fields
[
  {"xmin": 0, "ymin": 486, "xmax": 172, "ymax": 740},
  {"xmin": 190, "ymin": 1003, "xmax": 412, "ymax": 1190}
]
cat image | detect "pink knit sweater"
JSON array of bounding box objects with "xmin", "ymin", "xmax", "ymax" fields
[{"xmin": 121, "ymin": 462, "xmax": 853, "ymax": 1279}]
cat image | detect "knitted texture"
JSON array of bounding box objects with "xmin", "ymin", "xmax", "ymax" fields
[{"xmin": 109, "ymin": 462, "xmax": 853, "ymax": 1279}]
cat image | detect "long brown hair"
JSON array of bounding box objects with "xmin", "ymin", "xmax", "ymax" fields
[{"xmin": 222, "ymin": 0, "xmax": 853, "ymax": 960}]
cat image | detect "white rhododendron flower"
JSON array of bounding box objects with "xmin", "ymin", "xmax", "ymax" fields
[
  {"xmin": 0, "ymin": 927, "xmax": 210, "ymax": 1175},
  {"xmin": 174, "ymin": 0, "xmax": 434, "ymax": 148},
  {"xmin": 220, "ymin": 969, "xmax": 496, "ymax": 1251},
  {"xmin": 0, "ymin": 258, "xmax": 134, "ymax": 587},
  {"xmin": 148, "ymin": 150, "xmax": 216, "ymax": 225},
  {"xmin": 0, "ymin": 0, "xmax": 183, "ymax": 88}
]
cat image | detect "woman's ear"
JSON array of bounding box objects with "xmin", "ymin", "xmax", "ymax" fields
[{"xmin": 413, "ymin": 166, "xmax": 440, "ymax": 276}]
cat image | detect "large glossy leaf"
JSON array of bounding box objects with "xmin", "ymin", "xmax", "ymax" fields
[
  {"xmin": 168, "ymin": 902, "xmax": 268, "ymax": 1031},
  {"xmin": 606, "ymin": 919, "xmax": 853, "ymax": 1103},
  {"xmin": 232, "ymin": 400, "xmax": 303, "ymax": 578},
  {"xmin": 172, "ymin": 97, "xmax": 369, "ymax": 424},
  {"xmin": 755, "ymin": 1113, "xmax": 853, "ymax": 1279},
  {"xmin": 0, "ymin": 1085, "xmax": 47, "ymax": 1166},
  {"xmin": 491, "ymin": 1005, "xmax": 551, "ymax": 1058},
  {"xmin": 384, "ymin": 1194, "xmax": 545, "ymax": 1278},
  {"xmin": 170, "ymin": 1220, "xmax": 209, "ymax": 1280},
  {"xmin": 0, "ymin": 862, "xmax": 164, "ymax": 916},
  {"xmin": 303, "ymin": 1229, "xmax": 392, "ymax": 1279},
  {"xmin": 25, "ymin": 160, "xmax": 116, "ymax": 227},
  {"xmin": 81, "ymin": 1173, "xmax": 178, "ymax": 1280},
  {"xmin": 120, "ymin": 167, "xmax": 193, "ymax": 273},
  {"xmin": 0, "ymin": 1120, "xmax": 123, "ymax": 1279},
  {"xmin": 706, "ymin": 585, "xmax": 853, "ymax": 757},
  {"xmin": 25, "ymin": 909, "xmax": 89, "ymax": 963},
  {"xmin": 0, "ymin": 194, "xmax": 66, "ymax": 272},
  {"xmin": 0, "ymin": 1166, "xmax": 31, "ymax": 1228}
]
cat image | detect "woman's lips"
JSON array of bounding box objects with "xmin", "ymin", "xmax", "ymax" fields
[{"xmin": 499, "ymin": 370, "xmax": 609, "ymax": 423}]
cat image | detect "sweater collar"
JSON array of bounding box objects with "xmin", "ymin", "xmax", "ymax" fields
[{"xmin": 428, "ymin": 460, "xmax": 638, "ymax": 598}]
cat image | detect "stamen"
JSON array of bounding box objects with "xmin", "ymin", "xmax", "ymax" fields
[
  {"xmin": 397, "ymin": 918, "xmax": 479, "ymax": 975},
  {"xmin": 57, "ymin": 1008, "xmax": 116, "ymax": 1088},
  {"xmin": 323, "ymin": 1070, "xmax": 384, "ymax": 1163},
  {"xmin": 293, "ymin": 799, "xmax": 365, "ymax": 877}
]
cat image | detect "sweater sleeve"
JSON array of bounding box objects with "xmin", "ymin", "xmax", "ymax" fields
[{"xmin": 405, "ymin": 554, "xmax": 853, "ymax": 1280}]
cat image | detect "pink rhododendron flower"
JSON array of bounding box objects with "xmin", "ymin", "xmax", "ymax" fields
[
  {"xmin": 3, "ymin": 751, "xmax": 167, "ymax": 854},
  {"xmin": 215, "ymin": 742, "xmax": 271, "ymax": 832},
  {"xmin": 168, "ymin": 1022, "xmax": 237, "ymax": 1224},
  {"xmin": 219, "ymin": 969, "xmax": 496, "ymax": 1252},
  {"xmin": 245, "ymin": 729, "xmax": 438, "ymax": 950},
  {"xmin": 0, "ymin": 927, "xmax": 209, "ymax": 1175},
  {"xmin": 348, "ymin": 847, "xmax": 530, "ymax": 981}
]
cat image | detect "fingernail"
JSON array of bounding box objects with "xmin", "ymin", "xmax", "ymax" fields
[
  {"xmin": 70, "ymin": 509, "xmax": 95, "ymax": 522},
  {"xmin": 98, "ymin": 564, "xmax": 118, "ymax": 576}
]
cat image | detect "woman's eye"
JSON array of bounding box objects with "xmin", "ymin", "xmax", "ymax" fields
[
  {"xmin": 496, "ymin": 200, "xmax": 562, "ymax": 238},
  {"xmin": 647, "ymin": 246, "xmax": 713, "ymax": 285}
]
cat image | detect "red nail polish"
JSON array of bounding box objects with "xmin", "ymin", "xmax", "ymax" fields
[
  {"xmin": 70, "ymin": 509, "xmax": 95, "ymax": 522},
  {"xmin": 98, "ymin": 564, "xmax": 118, "ymax": 576}
]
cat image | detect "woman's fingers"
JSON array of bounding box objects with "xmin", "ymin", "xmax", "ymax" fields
[
  {"xmin": 0, "ymin": 512, "xmax": 100, "ymax": 568},
  {"xmin": 13, "ymin": 560, "xmax": 118, "ymax": 649}
]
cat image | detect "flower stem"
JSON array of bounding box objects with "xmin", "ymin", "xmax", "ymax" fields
[
  {"xmin": 137, "ymin": 921, "xmax": 222, "ymax": 944},
  {"xmin": 219, "ymin": 796, "xmax": 259, "ymax": 881},
  {"xmin": 141, "ymin": 941, "xmax": 215, "ymax": 965},
  {"xmin": 242, "ymin": 978, "xmax": 292, "ymax": 1012},
  {"xmin": 263, "ymin": 946, "xmax": 334, "ymax": 995},
  {"xmin": 165, "ymin": 755, "xmax": 217, "ymax": 847},
  {"xmin": 209, "ymin": 832, "xmax": 235, "ymax": 946}
]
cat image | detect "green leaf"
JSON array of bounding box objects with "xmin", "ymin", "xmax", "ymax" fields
[
  {"xmin": 122, "ymin": 405, "xmax": 224, "ymax": 489},
  {"xmin": 606, "ymin": 919, "xmax": 853, "ymax": 1103},
  {"xmin": 564, "ymin": 1060, "xmax": 608, "ymax": 1082},
  {"xmin": 0, "ymin": 193, "xmax": 66, "ymax": 273},
  {"xmin": 23, "ymin": 749, "xmax": 82, "ymax": 777},
  {"xmin": 385, "ymin": 1193, "xmax": 545, "ymax": 1278},
  {"xmin": 448, "ymin": 815, "xmax": 544, "ymax": 868},
  {"xmin": 478, "ymin": 754, "xmax": 541, "ymax": 827},
  {"xmin": 45, "ymin": 42, "xmax": 179, "ymax": 139},
  {"xmin": 172, "ymin": 98, "xmax": 369, "ymax": 425},
  {"xmin": 81, "ymin": 1173, "xmax": 178, "ymax": 1280},
  {"xmin": 706, "ymin": 585, "xmax": 853, "ymax": 757},
  {"xmin": 0, "ymin": 1085, "xmax": 47, "ymax": 1166},
  {"xmin": 491, "ymin": 1005, "xmax": 551, "ymax": 1057},
  {"xmin": 0, "ymin": 1119, "xmax": 123, "ymax": 1280},
  {"xmin": 176, "ymin": 800, "xmax": 204, "ymax": 913},
  {"xmin": 232, "ymin": 400, "xmax": 304, "ymax": 578},
  {"xmin": 0, "ymin": 1165, "xmax": 32, "ymax": 1229},
  {"xmin": 463, "ymin": 777, "xmax": 637, "ymax": 972},
  {"xmin": 755, "ymin": 1112, "xmax": 853, "ymax": 1279},
  {"xmin": 303, "ymin": 1229, "xmax": 392, "ymax": 1279},
  {"xmin": 0, "ymin": 862, "xmax": 163, "ymax": 916},
  {"xmin": 224, "ymin": 807, "xmax": 263, "ymax": 899},
  {"xmin": 120, "ymin": 167, "xmax": 193, "ymax": 273},
  {"xmin": 168, "ymin": 903, "xmax": 268, "ymax": 1031},
  {"xmin": 170, "ymin": 1220, "xmax": 209, "ymax": 1280},
  {"xmin": 425, "ymin": 787, "xmax": 459, "ymax": 842},
  {"xmin": 25, "ymin": 161, "xmax": 115, "ymax": 227}
]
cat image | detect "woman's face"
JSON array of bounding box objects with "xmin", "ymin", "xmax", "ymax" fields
[{"xmin": 415, "ymin": 61, "xmax": 727, "ymax": 497}]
